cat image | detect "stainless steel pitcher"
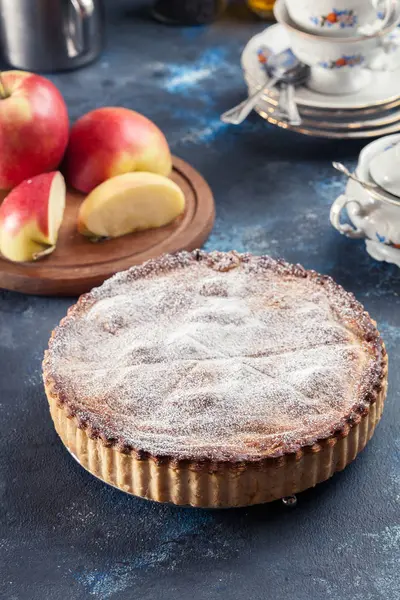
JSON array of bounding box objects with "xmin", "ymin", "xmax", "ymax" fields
[{"xmin": 0, "ymin": 0, "xmax": 104, "ymax": 72}]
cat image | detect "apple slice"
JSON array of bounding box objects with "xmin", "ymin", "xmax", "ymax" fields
[
  {"xmin": 0, "ymin": 172, "xmax": 66, "ymax": 262},
  {"xmin": 78, "ymin": 172, "xmax": 185, "ymax": 239}
]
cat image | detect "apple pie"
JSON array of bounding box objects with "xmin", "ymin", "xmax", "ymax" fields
[{"xmin": 43, "ymin": 251, "xmax": 387, "ymax": 507}]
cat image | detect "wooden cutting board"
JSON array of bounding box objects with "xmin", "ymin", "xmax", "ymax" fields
[{"xmin": 0, "ymin": 156, "xmax": 215, "ymax": 296}]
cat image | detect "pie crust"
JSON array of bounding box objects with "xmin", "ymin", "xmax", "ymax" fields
[{"xmin": 43, "ymin": 251, "xmax": 388, "ymax": 507}]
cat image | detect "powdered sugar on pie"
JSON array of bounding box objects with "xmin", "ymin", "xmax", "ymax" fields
[{"xmin": 44, "ymin": 251, "xmax": 383, "ymax": 461}]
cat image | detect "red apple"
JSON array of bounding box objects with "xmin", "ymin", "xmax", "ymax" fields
[
  {"xmin": 0, "ymin": 70, "xmax": 69, "ymax": 190},
  {"xmin": 64, "ymin": 107, "xmax": 172, "ymax": 193},
  {"xmin": 0, "ymin": 172, "xmax": 66, "ymax": 262}
]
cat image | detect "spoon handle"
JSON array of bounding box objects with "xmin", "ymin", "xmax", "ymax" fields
[
  {"xmin": 333, "ymin": 161, "xmax": 400, "ymax": 207},
  {"xmin": 285, "ymin": 84, "xmax": 302, "ymax": 126},
  {"xmin": 276, "ymin": 82, "xmax": 288, "ymax": 118},
  {"xmin": 221, "ymin": 76, "xmax": 280, "ymax": 125},
  {"xmin": 332, "ymin": 162, "xmax": 379, "ymax": 192}
]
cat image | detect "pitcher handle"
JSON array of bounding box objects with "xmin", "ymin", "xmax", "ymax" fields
[
  {"xmin": 330, "ymin": 195, "xmax": 367, "ymax": 239},
  {"xmin": 67, "ymin": 0, "xmax": 95, "ymax": 57}
]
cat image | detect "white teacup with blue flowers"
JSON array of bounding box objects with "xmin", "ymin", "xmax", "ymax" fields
[{"xmin": 286, "ymin": 0, "xmax": 391, "ymax": 37}]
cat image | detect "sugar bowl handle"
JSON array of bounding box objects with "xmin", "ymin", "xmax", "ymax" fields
[{"xmin": 330, "ymin": 195, "xmax": 367, "ymax": 239}]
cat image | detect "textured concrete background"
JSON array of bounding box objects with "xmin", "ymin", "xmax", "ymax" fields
[{"xmin": 0, "ymin": 1, "xmax": 399, "ymax": 599}]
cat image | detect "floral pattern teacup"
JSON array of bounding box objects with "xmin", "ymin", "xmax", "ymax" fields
[
  {"xmin": 286, "ymin": 0, "xmax": 391, "ymax": 37},
  {"xmin": 274, "ymin": 0, "xmax": 399, "ymax": 95}
]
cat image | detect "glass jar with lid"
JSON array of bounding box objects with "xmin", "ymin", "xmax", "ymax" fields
[{"xmin": 247, "ymin": 0, "xmax": 275, "ymax": 19}]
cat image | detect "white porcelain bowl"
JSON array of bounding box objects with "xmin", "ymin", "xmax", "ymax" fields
[{"xmin": 273, "ymin": 0, "xmax": 400, "ymax": 95}]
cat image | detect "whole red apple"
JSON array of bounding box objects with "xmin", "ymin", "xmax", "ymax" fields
[
  {"xmin": 0, "ymin": 71, "xmax": 69, "ymax": 190},
  {"xmin": 64, "ymin": 107, "xmax": 172, "ymax": 193}
]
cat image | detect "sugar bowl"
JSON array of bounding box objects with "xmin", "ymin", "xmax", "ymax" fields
[{"xmin": 330, "ymin": 134, "xmax": 400, "ymax": 267}]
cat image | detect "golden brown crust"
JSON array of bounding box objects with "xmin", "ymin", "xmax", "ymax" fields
[
  {"xmin": 43, "ymin": 250, "xmax": 386, "ymax": 462},
  {"xmin": 45, "ymin": 351, "xmax": 388, "ymax": 507}
]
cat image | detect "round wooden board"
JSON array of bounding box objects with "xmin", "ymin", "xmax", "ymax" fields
[{"xmin": 0, "ymin": 157, "xmax": 215, "ymax": 296}]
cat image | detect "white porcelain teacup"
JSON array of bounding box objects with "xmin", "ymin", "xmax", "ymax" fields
[
  {"xmin": 274, "ymin": 0, "xmax": 399, "ymax": 95},
  {"xmin": 286, "ymin": 0, "xmax": 391, "ymax": 37}
]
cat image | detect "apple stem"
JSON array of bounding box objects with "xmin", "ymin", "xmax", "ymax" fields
[{"xmin": 0, "ymin": 73, "xmax": 9, "ymax": 99}]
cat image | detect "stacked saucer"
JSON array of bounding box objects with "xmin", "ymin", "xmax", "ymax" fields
[
  {"xmin": 241, "ymin": 0, "xmax": 400, "ymax": 138},
  {"xmin": 330, "ymin": 133, "xmax": 400, "ymax": 266}
]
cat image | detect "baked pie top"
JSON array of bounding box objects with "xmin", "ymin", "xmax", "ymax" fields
[{"xmin": 43, "ymin": 251, "xmax": 385, "ymax": 462}]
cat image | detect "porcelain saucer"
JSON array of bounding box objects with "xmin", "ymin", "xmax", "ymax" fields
[
  {"xmin": 245, "ymin": 72, "xmax": 400, "ymax": 133},
  {"xmin": 241, "ymin": 24, "xmax": 400, "ymax": 111},
  {"xmin": 247, "ymin": 93, "xmax": 400, "ymax": 138}
]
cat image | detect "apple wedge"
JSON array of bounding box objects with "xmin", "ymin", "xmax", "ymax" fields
[
  {"xmin": 0, "ymin": 172, "xmax": 66, "ymax": 262},
  {"xmin": 78, "ymin": 172, "xmax": 185, "ymax": 239}
]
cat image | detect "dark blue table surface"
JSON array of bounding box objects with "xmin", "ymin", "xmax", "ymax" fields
[{"xmin": 1, "ymin": 1, "xmax": 399, "ymax": 599}]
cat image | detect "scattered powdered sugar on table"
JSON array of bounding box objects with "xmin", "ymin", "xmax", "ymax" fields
[{"xmin": 46, "ymin": 252, "xmax": 378, "ymax": 460}]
